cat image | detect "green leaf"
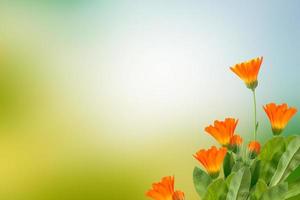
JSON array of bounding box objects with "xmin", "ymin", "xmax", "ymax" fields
[
  {"xmin": 224, "ymin": 152, "xmax": 235, "ymax": 178},
  {"xmin": 259, "ymin": 182, "xmax": 288, "ymax": 200},
  {"xmin": 232, "ymin": 160, "xmax": 245, "ymax": 173},
  {"xmin": 287, "ymin": 165, "xmax": 300, "ymax": 183},
  {"xmin": 226, "ymin": 167, "xmax": 251, "ymax": 200},
  {"xmin": 225, "ymin": 172, "xmax": 236, "ymax": 187},
  {"xmin": 248, "ymin": 179, "xmax": 268, "ymax": 200},
  {"xmin": 259, "ymin": 137, "xmax": 281, "ymax": 160},
  {"xmin": 250, "ymin": 160, "xmax": 261, "ymax": 188},
  {"xmin": 286, "ymin": 194, "xmax": 300, "ymax": 200},
  {"xmin": 193, "ymin": 166, "xmax": 212, "ymax": 198},
  {"xmin": 285, "ymin": 179, "xmax": 300, "ymax": 199},
  {"xmin": 285, "ymin": 135, "xmax": 297, "ymax": 145},
  {"xmin": 258, "ymin": 136, "xmax": 287, "ymax": 184},
  {"xmin": 270, "ymin": 136, "xmax": 300, "ymax": 186},
  {"xmin": 203, "ymin": 179, "xmax": 228, "ymax": 200}
]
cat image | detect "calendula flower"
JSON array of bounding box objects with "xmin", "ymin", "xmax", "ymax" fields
[
  {"xmin": 248, "ymin": 141, "xmax": 261, "ymax": 159},
  {"xmin": 230, "ymin": 57, "xmax": 263, "ymax": 90},
  {"xmin": 146, "ymin": 176, "xmax": 185, "ymax": 200},
  {"xmin": 193, "ymin": 146, "xmax": 227, "ymax": 178},
  {"xmin": 205, "ymin": 118, "xmax": 239, "ymax": 146},
  {"xmin": 229, "ymin": 135, "xmax": 243, "ymax": 153},
  {"xmin": 263, "ymin": 103, "xmax": 297, "ymax": 135}
]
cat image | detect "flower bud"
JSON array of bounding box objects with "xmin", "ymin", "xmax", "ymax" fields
[
  {"xmin": 248, "ymin": 141, "xmax": 260, "ymax": 159},
  {"xmin": 229, "ymin": 135, "xmax": 243, "ymax": 153}
]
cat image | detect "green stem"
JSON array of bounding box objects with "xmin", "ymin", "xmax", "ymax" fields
[{"xmin": 252, "ymin": 89, "xmax": 257, "ymax": 140}]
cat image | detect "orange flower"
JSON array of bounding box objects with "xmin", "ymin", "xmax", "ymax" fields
[
  {"xmin": 263, "ymin": 103, "xmax": 297, "ymax": 135},
  {"xmin": 248, "ymin": 141, "xmax": 260, "ymax": 159},
  {"xmin": 205, "ymin": 118, "xmax": 239, "ymax": 146},
  {"xmin": 229, "ymin": 135, "xmax": 243, "ymax": 153},
  {"xmin": 230, "ymin": 135, "xmax": 243, "ymax": 146},
  {"xmin": 146, "ymin": 176, "xmax": 185, "ymax": 200},
  {"xmin": 193, "ymin": 146, "xmax": 227, "ymax": 178},
  {"xmin": 230, "ymin": 57, "xmax": 263, "ymax": 90}
]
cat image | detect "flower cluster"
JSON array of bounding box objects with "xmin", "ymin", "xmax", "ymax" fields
[{"xmin": 146, "ymin": 57, "xmax": 297, "ymax": 199}]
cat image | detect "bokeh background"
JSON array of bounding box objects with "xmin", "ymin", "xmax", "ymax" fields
[{"xmin": 0, "ymin": 1, "xmax": 300, "ymax": 199}]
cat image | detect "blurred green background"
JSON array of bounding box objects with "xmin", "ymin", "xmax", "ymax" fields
[{"xmin": 0, "ymin": 1, "xmax": 299, "ymax": 199}]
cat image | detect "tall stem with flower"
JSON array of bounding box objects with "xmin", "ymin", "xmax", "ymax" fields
[{"xmin": 230, "ymin": 57, "xmax": 262, "ymax": 142}]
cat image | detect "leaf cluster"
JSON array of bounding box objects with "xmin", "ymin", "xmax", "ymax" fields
[{"xmin": 193, "ymin": 136, "xmax": 300, "ymax": 200}]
